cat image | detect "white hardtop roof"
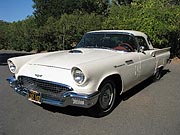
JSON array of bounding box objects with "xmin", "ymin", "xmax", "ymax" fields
[{"xmin": 87, "ymin": 30, "xmax": 148, "ymax": 38}]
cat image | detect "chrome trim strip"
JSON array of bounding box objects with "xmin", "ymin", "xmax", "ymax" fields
[
  {"xmin": 29, "ymin": 63, "xmax": 71, "ymax": 70},
  {"xmin": 63, "ymin": 91, "xmax": 100, "ymax": 99},
  {"xmin": 114, "ymin": 64, "xmax": 125, "ymax": 68}
]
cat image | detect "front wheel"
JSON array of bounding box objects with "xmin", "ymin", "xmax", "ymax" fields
[{"xmin": 88, "ymin": 79, "xmax": 116, "ymax": 117}]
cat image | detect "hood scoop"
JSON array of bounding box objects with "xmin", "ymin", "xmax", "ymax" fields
[{"xmin": 69, "ymin": 49, "xmax": 83, "ymax": 54}]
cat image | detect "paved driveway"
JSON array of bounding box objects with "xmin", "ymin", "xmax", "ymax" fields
[{"xmin": 0, "ymin": 51, "xmax": 180, "ymax": 135}]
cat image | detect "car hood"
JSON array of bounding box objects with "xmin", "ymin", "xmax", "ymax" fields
[{"xmin": 28, "ymin": 48, "xmax": 125, "ymax": 69}]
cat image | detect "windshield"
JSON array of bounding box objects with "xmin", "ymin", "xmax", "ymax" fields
[{"xmin": 76, "ymin": 32, "xmax": 137, "ymax": 52}]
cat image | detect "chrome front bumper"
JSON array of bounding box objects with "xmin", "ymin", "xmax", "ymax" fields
[{"xmin": 7, "ymin": 76, "xmax": 100, "ymax": 108}]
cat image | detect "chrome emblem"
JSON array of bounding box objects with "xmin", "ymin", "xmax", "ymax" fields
[{"xmin": 35, "ymin": 74, "xmax": 43, "ymax": 77}]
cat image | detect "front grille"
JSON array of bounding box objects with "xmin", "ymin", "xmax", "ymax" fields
[{"xmin": 18, "ymin": 76, "xmax": 72, "ymax": 100}]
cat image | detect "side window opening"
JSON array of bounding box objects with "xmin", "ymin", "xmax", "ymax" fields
[{"xmin": 135, "ymin": 36, "xmax": 149, "ymax": 50}]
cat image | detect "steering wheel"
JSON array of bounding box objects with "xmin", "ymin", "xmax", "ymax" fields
[{"xmin": 114, "ymin": 43, "xmax": 134, "ymax": 52}]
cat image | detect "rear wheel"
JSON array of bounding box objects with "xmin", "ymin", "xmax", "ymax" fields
[
  {"xmin": 153, "ymin": 68, "xmax": 162, "ymax": 82},
  {"xmin": 88, "ymin": 79, "xmax": 116, "ymax": 117}
]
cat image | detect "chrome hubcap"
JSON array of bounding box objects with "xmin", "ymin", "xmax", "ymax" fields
[{"xmin": 99, "ymin": 83, "xmax": 114, "ymax": 110}]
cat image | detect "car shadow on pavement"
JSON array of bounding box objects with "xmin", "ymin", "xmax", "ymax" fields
[
  {"xmin": 40, "ymin": 69, "xmax": 170, "ymax": 117},
  {"xmin": 0, "ymin": 52, "xmax": 33, "ymax": 65},
  {"xmin": 41, "ymin": 104, "xmax": 89, "ymax": 116},
  {"xmin": 161, "ymin": 69, "xmax": 171, "ymax": 78}
]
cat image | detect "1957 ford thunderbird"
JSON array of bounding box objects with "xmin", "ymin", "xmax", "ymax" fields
[{"xmin": 7, "ymin": 30, "xmax": 170, "ymax": 116}]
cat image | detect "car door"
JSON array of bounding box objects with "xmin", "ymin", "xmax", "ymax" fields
[
  {"xmin": 118, "ymin": 52, "xmax": 141, "ymax": 91},
  {"xmin": 136, "ymin": 36, "xmax": 156, "ymax": 82}
]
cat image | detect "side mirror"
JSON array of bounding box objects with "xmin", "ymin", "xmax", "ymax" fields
[{"xmin": 139, "ymin": 46, "xmax": 145, "ymax": 53}]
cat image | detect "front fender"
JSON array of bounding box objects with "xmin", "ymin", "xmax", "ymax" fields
[{"xmin": 8, "ymin": 52, "xmax": 49, "ymax": 74}]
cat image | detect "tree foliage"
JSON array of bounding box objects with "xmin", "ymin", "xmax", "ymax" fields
[
  {"xmin": 0, "ymin": 21, "xmax": 9, "ymax": 49},
  {"xmin": 0, "ymin": 0, "xmax": 179, "ymax": 55},
  {"xmin": 103, "ymin": 0, "xmax": 180, "ymax": 48},
  {"xmin": 33, "ymin": 0, "xmax": 109, "ymax": 26}
]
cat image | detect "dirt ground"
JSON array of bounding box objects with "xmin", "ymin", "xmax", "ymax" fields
[{"xmin": 171, "ymin": 57, "xmax": 180, "ymax": 64}]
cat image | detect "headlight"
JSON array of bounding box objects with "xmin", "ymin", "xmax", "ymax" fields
[
  {"xmin": 72, "ymin": 67, "xmax": 85, "ymax": 84},
  {"xmin": 8, "ymin": 60, "xmax": 16, "ymax": 73}
]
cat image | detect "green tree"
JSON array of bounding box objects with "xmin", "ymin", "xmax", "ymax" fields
[
  {"xmin": 55, "ymin": 13, "xmax": 104, "ymax": 50},
  {"xmin": 0, "ymin": 20, "xmax": 9, "ymax": 49},
  {"xmin": 5, "ymin": 16, "xmax": 38, "ymax": 51},
  {"xmin": 33, "ymin": 0, "xmax": 109, "ymax": 26},
  {"xmin": 103, "ymin": 0, "xmax": 180, "ymax": 48}
]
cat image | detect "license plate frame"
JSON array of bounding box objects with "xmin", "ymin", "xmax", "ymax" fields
[{"xmin": 28, "ymin": 90, "xmax": 41, "ymax": 104}]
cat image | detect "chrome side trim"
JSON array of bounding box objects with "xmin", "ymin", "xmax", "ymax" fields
[{"xmin": 114, "ymin": 64, "xmax": 125, "ymax": 68}]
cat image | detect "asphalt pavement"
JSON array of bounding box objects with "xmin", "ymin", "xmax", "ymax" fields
[{"xmin": 0, "ymin": 51, "xmax": 180, "ymax": 135}]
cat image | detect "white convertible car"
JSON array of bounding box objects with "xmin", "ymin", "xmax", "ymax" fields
[{"xmin": 7, "ymin": 30, "xmax": 170, "ymax": 116}]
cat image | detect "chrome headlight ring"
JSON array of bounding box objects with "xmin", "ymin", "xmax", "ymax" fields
[
  {"xmin": 8, "ymin": 60, "xmax": 16, "ymax": 73},
  {"xmin": 72, "ymin": 67, "xmax": 85, "ymax": 85}
]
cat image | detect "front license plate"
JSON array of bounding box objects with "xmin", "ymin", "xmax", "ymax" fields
[{"xmin": 28, "ymin": 90, "xmax": 41, "ymax": 104}]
